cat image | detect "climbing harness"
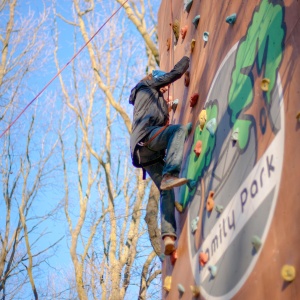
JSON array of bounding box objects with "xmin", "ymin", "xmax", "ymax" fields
[{"xmin": 0, "ymin": 0, "xmax": 129, "ymax": 139}]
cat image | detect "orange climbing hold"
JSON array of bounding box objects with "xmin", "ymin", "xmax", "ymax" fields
[
  {"xmin": 206, "ymin": 191, "xmax": 215, "ymax": 212},
  {"xmin": 190, "ymin": 93, "xmax": 199, "ymax": 107},
  {"xmin": 184, "ymin": 71, "xmax": 190, "ymax": 87},
  {"xmin": 199, "ymin": 252, "xmax": 209, "ymax": 266},
  {"xmin": 171, "ymin": 249, "xmax": 178, "ymax": 265},
  {"xmin": 166, "ymin": 38, "xmax": 171, "ymax": 51},
  {"xmin": 194, "ymin": 140, "xmax": 202, "ymax": 157}
]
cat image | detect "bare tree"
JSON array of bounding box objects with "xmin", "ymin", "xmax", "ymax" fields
[
  {"xmin": 53, "ymin": 0, "xmax": 162, "ymax": 299},
  {"xmin": 0, "ymin": 1, "xmax": 63, "ymax": 299},
  {"xmin": 115, "ymin": 0, "xmax": 159, "ymax": 70}
]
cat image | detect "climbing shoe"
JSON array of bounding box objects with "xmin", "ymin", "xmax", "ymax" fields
[
  {"xmin": 163, "ymin": 236, "xmax": 176, "ymax": 255},
  {"xmin": 160, "ymin": 174, "xmax": 189, "ymax": 190}
]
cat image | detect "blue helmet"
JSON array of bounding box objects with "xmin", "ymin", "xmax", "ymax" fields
[{"xmin": 152, "ymin": 70, "xmax": 166, "ymax": 79}]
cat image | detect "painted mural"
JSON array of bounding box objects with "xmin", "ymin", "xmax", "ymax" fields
[{"xmin": 158, "ymin": 0, "xmax": 300, "ymax": 299}]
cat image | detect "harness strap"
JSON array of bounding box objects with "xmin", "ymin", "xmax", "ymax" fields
[{"xmin": 137, "ymin": 124, "xmax": 169, "ymax": 147}]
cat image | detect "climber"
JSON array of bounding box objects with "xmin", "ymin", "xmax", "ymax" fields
[{"xmin": 129, "ymin": 55, "xmax": 191, "ymax": 255}]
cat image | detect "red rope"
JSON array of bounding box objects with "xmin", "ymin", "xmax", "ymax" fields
[{"xmin": 0, "ymin": 0, "xmax": 129, "ymax": 139}]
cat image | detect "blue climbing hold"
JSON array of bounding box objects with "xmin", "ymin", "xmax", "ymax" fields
[
  {"xmin": 172, "ymin": 99, "xmax": 179, "ymax": 112},
  {"xmin": 231, "ymin": 128, "xmax": 239, "ymax": 141},
  {"xmin": 203, "ymin": 31, "xmax": 209, "ymax": 42},
  {"xmin": 187, "ymin": 179, "xmax": 197, "ymax": 190},
  {"xmin": 215, "ymin": 204, "xmax": 224, "ymax": 214},
  {"xmin": 192, "ymin": 15, "xmax": 200, "ymax": 28},
  {"xmin": 209, "ymin": 265, "xmax": 218, "ymax": 278},
  {"xmin": 184, "ymin": 0, "xmax": 193, "ymax": 13},
  {"xmin": 191, "ymin": 216, "xmax": 199, "ymax": 233},
  {"xmin": 226, "ymin": 13, "xmax": 237, "ymax": 24},
  {"xmin": 206, "ymin": 118, "xmax": 216, "ymax": 136}
]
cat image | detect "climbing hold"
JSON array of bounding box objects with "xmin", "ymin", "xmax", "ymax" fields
[
  {"xmin": 191, "ymin": 216, "xmax": 199, "ymax": 233},
  {"xmin": 206, "ymin": 118, "xmax": 216, "ymax": 136},
  {"xmin": 184, "ymin": 0, "xmax": 193, "ymax": 13},
  {"xmin": 187, "ymin": 179, "xmax": 197, "ymax": 190},
  {"xmin": 209, "ymin": 265, "xmax": 218, "ymax": 278},
  {"xmin": 251, "ymin": 235, "xmax": 262, "ymax": 252},
  {"xmin": 190, "ymin": 93, "xmax": 199, "ymax": 107},
  {"xmin": 199, "ymin": 252, "xmax": 209, "ymax": 267},
  {"xmin": 172, "ymin": 20, "xmax": 180, "ymax": 42},
  {"xmin": 159, "ymin": 253, "xmax": 165, "ymax": 262},
  {"xmin": 194, "ymin": 140, "xmax": 202, "ymax": 157},
  {"xmin": 175, "ymin": 201, "xmax": 184, "ymax": 213},
  {"xmin": 190, "ymin": 39, "xmax": 196, "ymax": 53},
  {"xmin": 172, "ymin": 99, "xmax": 179, "ymax": 112},
  {"xmin": 190, "ymin": 285, "xmax": 200, "ymax": 297},
  {"xmin": 215, "ymin": 204, "xmax": 224, "ymax": 214},
  {"xmin": 226, "ymin": 13, "xmax": 237, "ymax": 24},
  {"xmin": 166, "ymin": 38, "xmax": 171, "ymax": 51},
  {"xmin": 163, "ymin": 276, "xmax": 172, "ymax": 292},
  {"xmin": 171, "ymin": 249, "xmax": 178, "ymax": 265},
  {"xmin": 203, "ymin": 31, "xmax": 209, "ymax": 42},
  {"xmin": 178, "ymin": 283, "xmax": 185, "ymax": 294},
  {"xmin": 184, "ymin": 70, "xmax": 190, "ymax": 87},
  {"xmin": 206, "ymin": 191, "xmax": 214, "ymax": 212},
  {"xmin": 231, "ymin": 128, "xmax": 239, "ymax": 142},
  {"xmin": 296, "ymin": 111, "xmax": 300, "ymax": 121},
  {"xmin": 198, "ymin": 110, "xmax": 207, "ymax": 131},
  {"xmin": 281, "ymin": 265, "xmax": 296, "ymax": 282},
  {"xmin": 192, "ymin": 15, "xmax": 200, "ymax": 29},
  {"xmin": 261, "ymin": 78, "xmax": 270, "ymax": 91},
  {"xmin": 181, "ymin": 25, "xmax": 188, "ymax": 40}
]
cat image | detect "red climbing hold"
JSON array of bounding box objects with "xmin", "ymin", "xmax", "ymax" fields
[
  {"xmin": 181, "ymin": 25, "xmax": 188, "ymax": 39},
  {"xmin": 190, "ymin": 93, "xmax": 199, "ymax": 107},
  {"xmin": 171, "ymin": 249, "xmax": 178, "ymax": 265}
]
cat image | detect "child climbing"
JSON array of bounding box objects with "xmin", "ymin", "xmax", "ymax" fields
[{"xmin": 129, "ymin": 55, "xmax": 191, "ymax": 255}]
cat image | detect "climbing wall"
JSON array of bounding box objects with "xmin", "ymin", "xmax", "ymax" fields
[{"xmin": 157, "ymin": 0, "xmax": 300, "ymax": 299}]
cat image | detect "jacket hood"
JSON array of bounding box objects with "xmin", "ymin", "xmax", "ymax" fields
[{"xmin": 129, "ymin": 82, "xmax": 143, "ymax": 105}]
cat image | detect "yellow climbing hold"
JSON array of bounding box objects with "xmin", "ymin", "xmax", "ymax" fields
[
  {"xmin": 175, "ymin": 201, "xmax": 184, "ymax": 213},
  {"xmin": 190, "ymin": 285, "xmax": 200, "ymax": 297},
  {"xmin": 164, "ymin": 276, "xmax": 172, "ymax": 292},
  {"xmin": 296, "ymin": 111, "xmax": 300, "ymax": 121},
  {"xmin": 281, "ymin": 265, "xmax": 296, "ymax": 282},
  {"xmin": 199, "ymin": 110, "xmax": 207, "ymax": 131},
  {"xmin": 261, "ymin": 78, "xmax": 270, "ymax": 91},
  {"xmin": 191, "ymin": 39, "xmax": 196, "ymax": 53}
]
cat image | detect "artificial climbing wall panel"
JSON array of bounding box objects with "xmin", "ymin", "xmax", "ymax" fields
[{"xmin": 158, "ymin": 0, "xmax": 300, "ymax": 299}]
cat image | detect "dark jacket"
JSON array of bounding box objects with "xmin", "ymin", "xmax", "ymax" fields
[{"xmin": 129, "ymin": 56, "xmax": 190, "ymax": 167}]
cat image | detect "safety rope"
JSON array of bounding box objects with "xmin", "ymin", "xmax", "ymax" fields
[{"xmin": 0, "ymin": 0, "xmax": 129, "ymax": 139}]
